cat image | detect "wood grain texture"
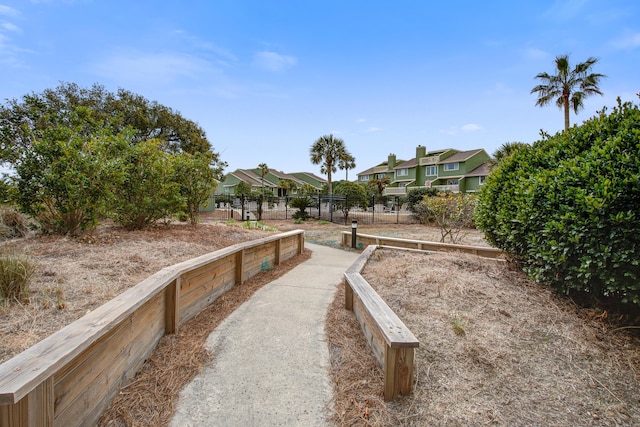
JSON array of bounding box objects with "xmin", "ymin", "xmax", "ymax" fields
[{"xmin": 0, "ymin": 230, "xmax": 304, "ymax": 426}]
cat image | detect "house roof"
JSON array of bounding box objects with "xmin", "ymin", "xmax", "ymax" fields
[
  {"xmin": 438, "ymin": 149, "xmax": 484, "ymax": 164},
  {"xmin": 465, "ymin": 161, "xmax": 491, "ymax": 177},
  {"xmin": 290, "ymin": 172, "xmax": 327, "ymax": 184},
  {"xmin": 394, "ymin": 158, "xmax": 417, "ymax": 169},
  {"xmin": 233, "ymin": 169, "xmax": 278, "ymax": 187}
]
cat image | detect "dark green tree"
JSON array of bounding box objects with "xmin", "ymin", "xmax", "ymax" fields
[
  {"xmin": 310, "ymin": 134, "xmax": 348, "ymax": 195},
  {"xmin": 531, "ymin": 55, "xmax": 606, "ymax": 131},
  {"xmin": 334, "ymin": 181, "xmax": 368, "ymax": 221},
  {"xmin": 0, "ymin": 82, "xmax": 224, "ymax": 165},
  {"xmin": 173, "ymin": 152, "xmax": 220, "ymax": 225}
]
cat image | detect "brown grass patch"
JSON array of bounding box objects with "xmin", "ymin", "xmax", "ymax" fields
[{"xmin": 327, "ymin": 249, "xmax": 640, "ymax": 426}]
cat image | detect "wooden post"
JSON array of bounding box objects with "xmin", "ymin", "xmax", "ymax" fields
[
  {"xmin": 275, "ymin": 239, "xmax": 281, "ymax": 266},
  {"xmin": 236, "ymin": 249, "xmax": 245, "ymax": 285},
  {"xmin": 384, "ymin": 346, "xmax": 415, "ymax": 401},
  {"xmin": 298, "ymin": 232, "xmax": 304, "ymax": 254},
  {"xmin": 0, "ymin": 377, "xmax": 54, "ymax": 427},
  {"xmin": 165, "ymin": 277, "xmax": 181, "ymax": 334},
  {"xmin": 344, "ymin": 279, "xmax": 353, "ymax": 311}
]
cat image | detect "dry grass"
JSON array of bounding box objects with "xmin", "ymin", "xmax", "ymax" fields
[
  {"xmin": 97, "ymin": 248, "xmax": 311, "ymax": 426},
  {"xmin": 326, "ymin": 249, "xmax": 640, "ymax": 426},
  {"xmin": 4, "ymin": 217, "xmax": 637, "ymax": 426}
]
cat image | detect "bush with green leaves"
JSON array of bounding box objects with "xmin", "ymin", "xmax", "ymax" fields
[
  {"xmin": 13, "ymin": 110, "xmax": 122, "ymax": 235},
  {"xmin": 406, "ymin": 187, "xmax": 439, "ymax": 212},
  {"xmin": 476, "ymin": 99, "xmax": 640, "ymax": 306},
  {"xmin": 415, "ymin": 192, "xmax": 477, "ymax": 243},
  {"xmin": 0, "ymin": 253, "xmax": 36, "ymax": 304},
  {"xmin": 333, "ymin": 181, "xmax": 368, "ymax": 220},
  {"xmin": 290, "ymin": 196, "xmax": 312, "ymax": 220},
  {"xmin": 173, "ymin": 152, "xmax": 220, "ymax": 225},
  {"xmin": 110, "ymin": 139, "xmax": 183, "ymax": 230}
]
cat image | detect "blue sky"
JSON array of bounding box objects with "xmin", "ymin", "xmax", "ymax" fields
[{"xmin": 1, "ymin": 0, "xmax": 638, "ymax": 178}]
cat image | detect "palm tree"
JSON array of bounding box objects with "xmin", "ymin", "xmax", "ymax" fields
[
  {"xmin": 338, "ymin": 151, "xmax": 356, "ymax": 181},
  {"xmin": 488, "ymin": 141, "xmax": 529, "ymax": 169},
  {"xmin": 531, "ymin": 54, "xmax": 606, "ymax": 131},
  {"xmin": 310, "ymin": 134, "xmax": 348, "ymax": 195},
  {"xmin": 258, "ymin": 163, "xmax": 269, "ymax": 197}
]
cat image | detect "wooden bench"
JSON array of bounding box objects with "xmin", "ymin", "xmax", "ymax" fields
[{"xmin": 343, "ymin": 245, "xmax": 419, "ymax": 401}]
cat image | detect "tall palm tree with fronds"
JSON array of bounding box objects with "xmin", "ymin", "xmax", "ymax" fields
[
  {"xmin": 258, "ymin": 163, "xmax": 269, "ymax": 197},
  {"xmin": 531, "ymin": 54, "xmax": 605, "ymax": 131},
  {"xmin": 338, "ymin": 151, "xmax": 356, "ymax": 181},
  {"xmin": 310, "ymin": 134, "xmax": 347, "ymax": 195}
]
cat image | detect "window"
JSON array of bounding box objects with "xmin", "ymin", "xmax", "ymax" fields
[
  {"xmin": 447, "ymin": 179, "xmax": 459, "ymax": 186},
  {"xmin": 397, "ymin": 168, "xmax": 408, "ymax": 177},
  {"xmin": 399, "ymin": 182, "xmax": 406, "ymax": 188},
  {"xmin": 360, "ymin": 175, "xmax": 369, "ymax": 181},
  {"xmin": 443, "ymin": 162, "xmax": 459, "ymax": 171},
  {"xmin": 479, "ymin": 176, "xmax": 486, "ymax": 185},
  {"xmin": 425, "ymin": 165, "xmax": 437, "ymax": 176},
  {"xmin": 376, "ymin": 173, "xmax": 386, "ymax": 179}
]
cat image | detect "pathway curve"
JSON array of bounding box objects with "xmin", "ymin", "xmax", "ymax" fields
[{"xmin": 170, "ymin": 242, "xmax": 359, "ymax": 427}]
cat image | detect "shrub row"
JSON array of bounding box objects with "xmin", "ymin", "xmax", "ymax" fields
[{"xmin": 476, "ymin": 100, "xmax": 640, "ymax": 306}]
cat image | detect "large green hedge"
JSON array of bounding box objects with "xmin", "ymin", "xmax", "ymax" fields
[{"xmin": 476, "ymin": 100, "xmax": 640, "ymax": 306}]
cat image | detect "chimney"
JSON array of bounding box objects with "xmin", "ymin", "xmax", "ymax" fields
[
  {"xmin": 387, "ymin": 153, "xmax": 396, "ymax": 169},
  {"xmin": 416, "ymin": 145, "xmax": 426, "ymax": 159}
]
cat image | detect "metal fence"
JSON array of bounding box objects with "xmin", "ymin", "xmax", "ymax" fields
[{"xmin": 202, "ymin": 194, "xmax": 419, "ymax": 225}]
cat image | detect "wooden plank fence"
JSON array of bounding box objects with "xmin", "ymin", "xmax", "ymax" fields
[
  {"xmin": 341, "ymin": 231, "xmax": 504, "ymax": 259},
  {"xmin": 343, "ymin": 245, "xmax": 419, "ymax": 401},
  {"xmin": 0, "ymin": 230, "xmax": 304, "ymax": 427}
]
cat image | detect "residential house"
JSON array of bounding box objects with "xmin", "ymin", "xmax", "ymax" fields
[
  {"xmin": 216, "ymin": 168, "xmax": 326, "ymax": 196},
  {"xmin": 357, "ymin": 154, "xmax": 406, "ymax": 190},
  {"xmin": 357, "ymin": 145, "xmax": 491, "ymax": 195}
]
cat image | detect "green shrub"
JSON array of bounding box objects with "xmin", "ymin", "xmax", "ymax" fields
[
  {"xmin": 290, "ymin": 196, "xmax": 312, "ymax": 221},
  {"xmin": 476, "ymin": 99, "xmax": 640, "ymax": 306},
  {"xmin": 110, "ymin": 139, "xmax": 183, "ymax": 230},
  {"xmin": 416, "ymin": 193, "xmax": 477, "ymax": 242},
  {"xmin": 406, "ymin": 187, "xmax": 439, "ymax": 212},
  {"xmin": 0, "ymin": 254, "xmax": 36, "ymax": 304}
]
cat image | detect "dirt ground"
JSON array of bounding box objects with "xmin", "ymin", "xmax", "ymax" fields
[
  {"xmin": 327, "ymin": 249, "xmax": 640, "ymax": 426},
  {"xmin": 1, "ymin": 216, "xmax": 639, "ymax": 426}
]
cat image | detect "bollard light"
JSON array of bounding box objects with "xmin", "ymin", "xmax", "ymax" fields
[{"xmin": 351, "ymin": 220, "xmax": 357, "ymax": 249}]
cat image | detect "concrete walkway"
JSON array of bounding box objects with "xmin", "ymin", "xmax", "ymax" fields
[{"xmin": 170, "ymin": 242, "xmax": 359, "ymax": 427}]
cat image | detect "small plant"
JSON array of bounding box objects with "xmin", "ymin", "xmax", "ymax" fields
[
  {"xmin": 451, "ymin": 317, "xmax": 466, "ymax": 336},
  {"xmin": 0, "ymin": 254, "xmax": 36, "ymax": 304},
  {"xmin": 241, "ymin": 220, "xmax": 277, "ymax": 231},
  {"xmin": 318, "ymin": 220, "xmax": 330, "ymax": 225}
]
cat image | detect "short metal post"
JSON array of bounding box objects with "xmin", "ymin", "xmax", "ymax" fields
[{"xmin": 351, "ymin": 220, "xmax": 357, "ymax": 248}]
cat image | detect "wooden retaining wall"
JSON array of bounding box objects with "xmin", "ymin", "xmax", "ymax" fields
[
  {"xmin": 341, "ymin": 231, "xmax": 504, "ymax": 258},
  {"xmin": 343, "ymin": 245, "xmax": 419, "ymax": 401},
  {"xmin": 0, "ymin": 230, "xmax": 304, "ymax": 427}
]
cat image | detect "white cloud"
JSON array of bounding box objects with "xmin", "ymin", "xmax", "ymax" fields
[
  {"xmin": 365, "ymin": 127, "xmax": 381, "ymax": 133},
  {"xmin": 461, "ymin": 123, "xmax": 482, "ymax": 132},
  {"xmin": 610, "ymin": 31, "xmax": 640, "ymax": 50},
  {"xmin": 91, "ymin": 51, "xmax": 215, "ymax": 86},
  {"xmin": 1, "ymin": 21, "xmax": 20, "ymax": 32},
  {"xmin": 0, "ymin": 5, "xmax": 19, "ymax": 17},
  {"xmin": 356, "ymin": 117, "xmax": 366, "ymax": 123},
  {"xmin": 440, "ymin": 123, "xmax": 482, "ymax": 135},
  {"xmin": 253, "ymin": 51, "xmax": 297, "ymax": 72},
  {"xmin": 524, "ymin": 47, "xmax": 549, "ymax": 60}
]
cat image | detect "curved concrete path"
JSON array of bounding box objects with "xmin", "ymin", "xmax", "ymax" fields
[{"xmin": 170, "ymin": 242, "xmax": 359, "ymax": 427}]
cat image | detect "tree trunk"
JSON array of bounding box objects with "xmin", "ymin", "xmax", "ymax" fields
[{"xmin": 563, "ymin": 94, "xmax": 570, "ymax": 131}]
